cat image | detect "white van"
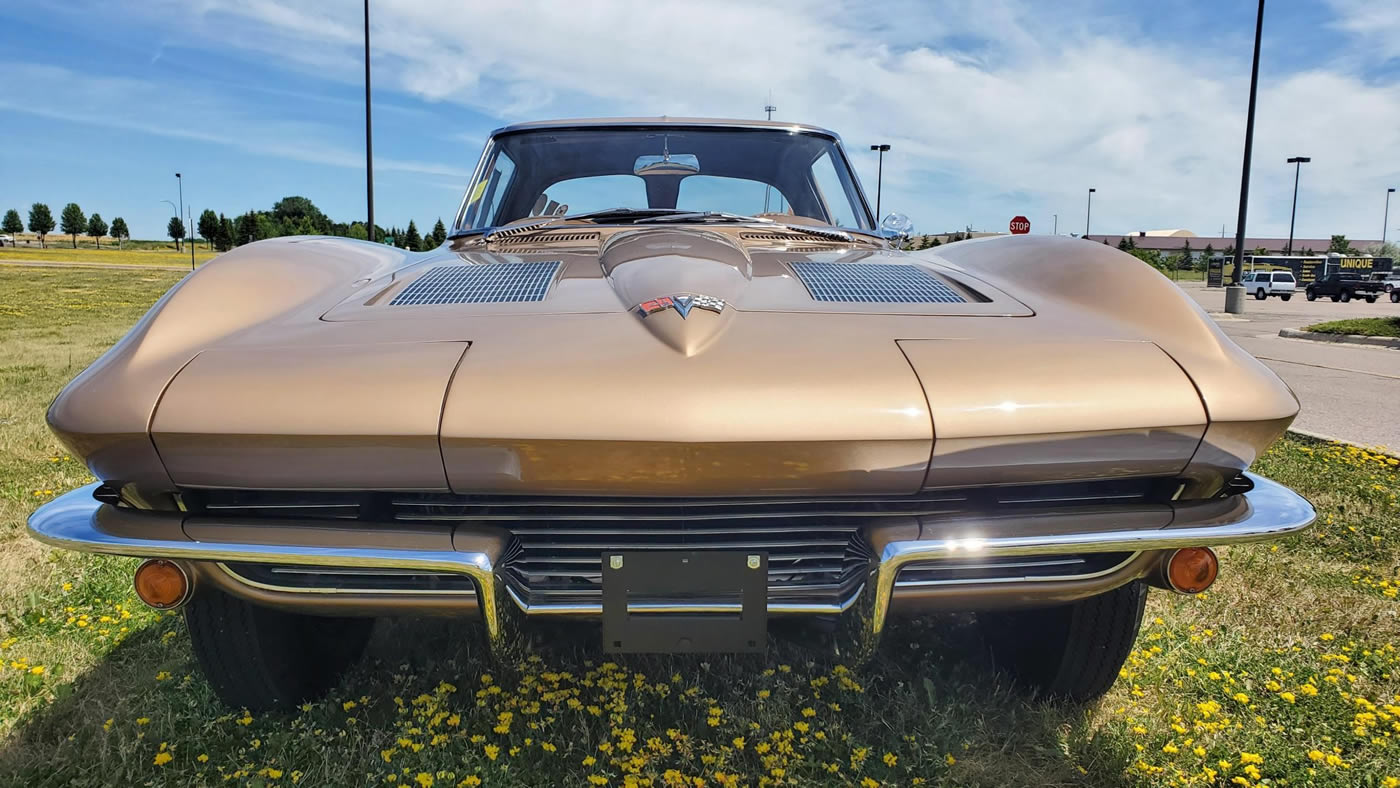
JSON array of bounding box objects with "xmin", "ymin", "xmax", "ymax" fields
[{"xmin": 1243, "ymin": 270, "xmax": 1296, "ymax": 301}]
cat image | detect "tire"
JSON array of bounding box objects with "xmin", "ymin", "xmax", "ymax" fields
[
  {"xmin": 1280, "ymin": 294, "xmax": 1291, "ymax": 301},
  {"xmin": 1254, "ymin": 289, "xmax": 1266, "ymax": 300},
  {"xmin": 978, "ymin": 581, "xmax": 1147, "ymax": 702},
  {"xmin": 185, "ymin": 586, "xmax": 373, "ymax": 711},
  {"xmin": 1332, "ymin": 294, "xmax": 1342, "ymax": 302},
  {"xmin": 1386, "ymin": 284, "xmax": 1394, "ymax": 293},
  {"xmin": 1306, "ymin": 289, "xmax": 1317, "ymax": 301},
  {"xmin": 1366, "ymin": 295, "xmax": 1378, "ymax": 303},
  {"xmin": 1391, "ymin": 291, "xmax": 1399, "ymax": 303},
  {"xmin": 1340, "ymin": 291, "xmax": 1351, "ymax": 303}
]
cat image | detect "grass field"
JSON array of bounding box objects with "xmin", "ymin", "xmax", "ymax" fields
[
  {"xmin": 0, "ymin": 242, "xmax": 217, "ymax": 267},
  {"xmin": 1, "ymin": 266, "xmax": 1398, "ymax": 787},
  {"xmin": 1304, "ymin": 317, "xmax": 1400, "ymax": 339}
]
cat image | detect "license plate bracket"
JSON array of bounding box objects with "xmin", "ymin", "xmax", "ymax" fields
[{"xmin": 601, "ymin": 551, "xmax": 767, "ymax": 654}]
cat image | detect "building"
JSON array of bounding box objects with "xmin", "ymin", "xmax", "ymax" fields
[{"xmin": 1085, "ymin": 232, "xmax": 1383, "ymax": 260}]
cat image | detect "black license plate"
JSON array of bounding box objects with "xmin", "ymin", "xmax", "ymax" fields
[{"xmin": 601, "ymin": 551, "xmax": 767, "ymax": 654}]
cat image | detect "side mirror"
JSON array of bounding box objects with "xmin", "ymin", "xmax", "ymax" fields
[{"xmin": 880, "ymin": 212, "xmax": 913, "ymax": 242}]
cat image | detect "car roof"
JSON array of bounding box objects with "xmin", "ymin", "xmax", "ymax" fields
[{"xmin": 489, "ymin": 117, "xmax": 841, "ymax": 140}]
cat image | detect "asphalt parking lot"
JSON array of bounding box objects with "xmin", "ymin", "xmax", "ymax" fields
[{"xmin": 1180, "ymin": 280, "xmax": 1398, "ymax": 449}]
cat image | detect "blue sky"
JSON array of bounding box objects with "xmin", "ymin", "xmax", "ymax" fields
[{"xmin": 1, "ymin": 0, "xmax": 1397, "ymax": 242}]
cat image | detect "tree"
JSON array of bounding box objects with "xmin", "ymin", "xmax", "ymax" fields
[
  {"xmin": 404, "ymin": 220, "xmax": 422, "ymax": 250},
  {"xmin": 198, "ymin": 209, "xmax": 220, "ymax": 249},
  {"xmin": 1202, "ymin": 243, "xmax": 1215, "ymax": 273},
  {"xmin": 109, "ymin": 217, "xmax": 129, "ymax": 249},
  {"xmin": 272, "ymin": 196, "xmax": 329, "ymax": 233},
  {"xmin": 1, "ymin": 209, "xmax": 22, "ymax": 246},
  {"xmin": 348, "ymin": 222, "xmax": 368, "ymax": 241},
  {"xmin": 1365, "ymin": 241, "xmax": 1399, "ymax": 260},
  {"xmin": 168, "ymin": 216, "xmax": 186, "ymax": 250},
  {"xmin": 1179, "ymin": 239, "xmax": 1192, "ymax": 270},
  {"xmin": 930, "ymin": 237, "xmax": 942, "ymax": 247},
  {"xmin": 28, "ymin": 203, "xmax": 55, "ymax": 248},
  {"xmin": 215, "ymin": 213, "xmax": 235, "ymax": 252},
  {"xmin": 1329, "ymin": 234, "xmax": 1357, "ymax": 254},
  {"xmin": 431, "ymin": 218, "xmax": 447, "ymax": 247},
  {"xmin": 1117, "ymin": 237, "xmax": 1129, "ymax": 251},
  {"xmin": 87, "ymin": 213, "xmax": 108, "ymax": 249},
  {"xmin": 234, "ymin": 212, "xmax": 258, "ymax": 247},
  {"xmin": 60, "ymin": 203, "xmax": 86, "ymax": 248}
]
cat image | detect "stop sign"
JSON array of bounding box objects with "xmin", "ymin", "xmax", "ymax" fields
[{"xmin": 1009, "ymin": 216, "xmax": 1030, "ymax": 235}]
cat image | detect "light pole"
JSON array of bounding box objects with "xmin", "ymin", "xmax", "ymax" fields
[
  {"xmin": 1226, "ymin": 0, "xmax": 1266, "ymax": 315},
  {"xmin": 1084, "ymin": 188, "xmax": 1095, "ymax": 238},
  {"xmin": 364, "ymin": 0, "xmax": 376, "ymax": 243},
  {"xmin": 1285, "ymin": 156, "xmax": 1310, "ymax": 255},
  {"xmin": 870, "ymin": 144, "xmax": 890, "ymax": 225},
  {"xmin": 1053, "ymin": 214, "xmax": 1058, "ymax": 235},
  {"xmin": 176, "ymin": 173, "xmax": 194, "ymax": 270},
  {"xmin": 1385, "ymin": 188, "xmax": 1395, "ymax": 246}
]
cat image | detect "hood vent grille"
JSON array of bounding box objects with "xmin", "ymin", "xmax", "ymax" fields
[
  {"xmin": 790, "ymin": 261, "xmax": 966, "ymax": 304},
  {"xmin": 390, "ymin": 261, "xmax": 561, "ymax": 306}
]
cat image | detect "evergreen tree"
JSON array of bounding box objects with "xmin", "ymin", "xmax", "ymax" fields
[
  {"xmin": 28, "ymin": 203, "xmax": 55, "ymax": 248},
  {"xmin": 60, "ymin": 202, "xmax": 86, "ymax": 248},
  {"xmin": 1117, "ymin": 237, "xmax": 1129, "ymax": 251},
  {"xmin": 404, "ymin": 220, "xmax": 422, "ymax": 250},
  {"xmin": 87, "ymin": 213, "xmax": 108, "ymax": 249},
  {"xmin": 168, "ymin": 216, "xmax": 185, "ymax": 250},
  {"xmin": 431, "ymin": 218, "xmax": 447, "ymax": 246},
  {"xmin": 198, "ymin": 209, "xmax": 220, "ymax": 249},
  {"xmin": 1, "ymin": 209, "xmax": 22, "ymax": 246},
  {"xmin": 216, "ymin": 213, "xmax": 235, "ymax": 252},
  {"xmin": 109, "ymin": 217, "xmax": 129, "ymax": 249},
  {"xmin": 235, "ymin": 212, "xmax": 258, "ymax": 246}
]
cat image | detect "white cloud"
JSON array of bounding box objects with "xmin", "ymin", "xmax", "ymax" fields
[
  {"xmin": 54, "ymin": 0, "xmax": 1400, "ymax": 238},
  {"xmin": 0, "ymin": 62, "xmax": 472, "ymax": 178}
]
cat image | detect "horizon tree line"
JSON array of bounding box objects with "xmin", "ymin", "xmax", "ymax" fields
[{"xmin": 3, "ymin": 196, "xmax": 448, "ymax": 254}]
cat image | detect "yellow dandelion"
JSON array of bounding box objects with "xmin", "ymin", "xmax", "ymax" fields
[{"xmin": 153, "ymin": 751, "xmax": 172, "ymax": 766}]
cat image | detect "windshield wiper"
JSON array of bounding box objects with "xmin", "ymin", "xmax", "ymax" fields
[{"xmin": 632, "ymin": 211, "xmax": 771, "ymax": 225}]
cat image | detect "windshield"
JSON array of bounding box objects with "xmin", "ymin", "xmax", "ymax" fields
[{"xmin": 455, "ymin": 127, "xmax": 873, "ymax": 232}]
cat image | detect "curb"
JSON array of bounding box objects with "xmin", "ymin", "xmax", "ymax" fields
[
  {"xmin": 1287, "ymin": 428, "xmax": 1397, "ymax": 457},
  {"xmin": 1278, "ymin": 328, "xmax": 1400, "ymax": 350}
]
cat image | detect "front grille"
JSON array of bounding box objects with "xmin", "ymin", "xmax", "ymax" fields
[
  {"xmin": 187, "ymin": 479, "xmax": 1168, "ymax": 606},
  {"xmin": 895, "ymin": 552, "xmax": 1137, "ymax": 587},
  {"xmin": 222, "ymin": 563, "xmax": 477, "ymax": 593}
]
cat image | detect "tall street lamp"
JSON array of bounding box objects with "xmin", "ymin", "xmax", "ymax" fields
[
  {"xmin": 870, "ymin": 144, "xmax": 890, "ymax": 224},
  {"xmin": 1285, "ymin": 156, "xmax": 1310, "ymax": 255},
  {"xmin": 1226, "ymin": 0, "xmax": 1266, "ymax": 315},
  {"xmin": 1053, "ymin": 214, "xmax": 1058, "ymax": 235},
  {"xmin": 1385, "ymin": 188, "xmax": 1395, "ymax": 246},
  {"xmin": 1084, "ymin": 188, "xmax": 1095, "ymax": 238},
  {"xmin": 364, "ymin": 0, "xmax": 376, "ymax": 243},
  {"xmin": 176, "ymin": 173, "xmax": 194, "ymax": 270}
]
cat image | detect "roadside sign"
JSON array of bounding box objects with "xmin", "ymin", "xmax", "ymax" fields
[{"xmin": 1009, "ymin": 216, "xmax": 1030, "ymax": 235}]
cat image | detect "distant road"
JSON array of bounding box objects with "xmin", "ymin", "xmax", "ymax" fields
[{"xmin": 0, "ymin": 259, "xmax": 189, "ymax": 272}]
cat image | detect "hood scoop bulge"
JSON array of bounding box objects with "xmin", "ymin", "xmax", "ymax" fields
[{"xmin": 602, "ymin": 229, "xmax": 750, "ymax": 356}]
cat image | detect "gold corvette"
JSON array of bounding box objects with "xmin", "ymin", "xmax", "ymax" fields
[{"xmin": 28, "ymin": 118, "xmax": 1314, "ymax": 710}]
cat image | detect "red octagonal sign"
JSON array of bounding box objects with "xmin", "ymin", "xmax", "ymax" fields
[{"xmin": 1009, "ymin": 216, "xmax": 1030, "ymax": 235}]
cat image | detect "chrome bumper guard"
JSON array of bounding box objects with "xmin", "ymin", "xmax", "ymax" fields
[{"xmin": 28, "ymin": 472, "xmax": 1314, "ymax": 661}]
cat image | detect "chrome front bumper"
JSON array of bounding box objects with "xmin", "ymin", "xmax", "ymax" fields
[{"xmin": 28, "ymin": 472, "xmax": 1314, "ymax": 660}]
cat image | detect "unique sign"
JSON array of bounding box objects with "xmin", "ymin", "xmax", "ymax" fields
[
  {"xmin": 1008, "ymin": 216, "xmax": 1030, "ymax": 235},
  {"xmin": 1246, "ymin": 255, "xmax": 1394, "ymax": 285}
]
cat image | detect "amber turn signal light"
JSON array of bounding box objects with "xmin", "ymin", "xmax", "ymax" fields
[
  {"xmin": 1165, "ymin": 547, "xmax": 1218, "ymax": 594},
  {"xmin": 133, "ymin": 559, "xmax": 191, "ymax": 610}
]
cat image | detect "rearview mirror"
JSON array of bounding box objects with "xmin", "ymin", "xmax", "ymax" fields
[{"xmin": 634, "ymin": 153, "xmax": 700, "ymax": 177}]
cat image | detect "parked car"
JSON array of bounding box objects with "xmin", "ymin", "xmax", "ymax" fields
[
  {"xmin": 1242, "ymin": 270, "xmax": 1296, "ymax": 300},
  {"xmin": 1305, "ymin": 272, "xmax": 1384, "ymax": 303},
  {"xmin": 26, "ymin": 117, "xmax": 1315, "ymax": 710},
  {"xmin": 1378, "ymin": 272, "xmax": 1400, "ymax": 293}
]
